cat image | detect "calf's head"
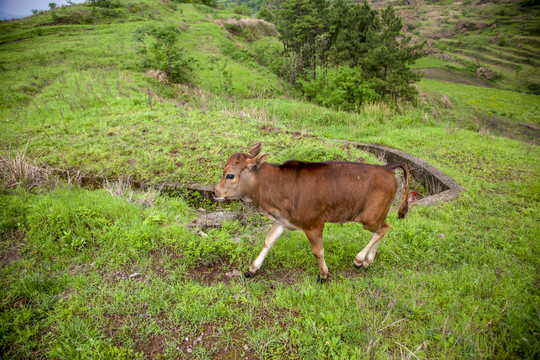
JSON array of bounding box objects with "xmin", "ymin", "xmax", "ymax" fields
[{"xmin": 213, "ymin": 141, "xmax": 268, "ymax": 201}]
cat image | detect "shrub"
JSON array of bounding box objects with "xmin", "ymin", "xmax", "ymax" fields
[
  {"xmin": 526, "ymin": 81, "xmax": 540, "ymax": 95},
  {"xmin": 299, "ymin": 66, "xmax": 379, "ymax": 111},
  {"xmin": 252, "ymin": 38, "xmax": 283, "ymax": 67},
  {"xmin": 133, "ymin": 24, "xmax": 194, "ymax": 84}
]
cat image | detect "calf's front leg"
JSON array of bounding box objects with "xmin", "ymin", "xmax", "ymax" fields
[{"xmin": 245, "ymin": 222, "xmax": 285, "ymax": 278}]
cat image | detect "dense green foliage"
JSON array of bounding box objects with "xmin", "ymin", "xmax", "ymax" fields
[
  {"xmin": 268, "ymin": 0, "xmax": 423, "ymax": 103},
  {"xmin": 299, "ymin": 66, "xmax": 379, "ymax": 111}
]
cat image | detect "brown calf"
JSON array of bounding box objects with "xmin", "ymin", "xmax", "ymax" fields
[{"xmin": 213, "ymin": 141, "xmax": 410, "ymax": 281}]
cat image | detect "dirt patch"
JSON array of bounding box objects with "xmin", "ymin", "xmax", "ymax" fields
[
  {"xmin": 415, "ymin": 68, "xmax": 495, "ymax": 88},
  {"xmin": 183, "ymin": 322, "xmax": 260, "ymax": 360},
  {"xmin": 103, "ymin": 312, "xmax": 129, "ymax": 337},
  {"xmin": 191, "ymin": 210, "xmax": 243, "ymax": 231},
  {"xmin": 0, "ymin": 230, "xmax": 24, "ymax": 266},
  {"xmin": 135, "ymin": 336, "xmax": 166, "ymax": 357},
  {"xmin": 190, "ymin": 261, "xmax": 246, "ymax": 285},
  {"xmin": 0, "ymin": 249, "xmax": 19, "ymax": 266},
  {"xmin": 188, "ymin": 259, "xmax": 310, "ymax": 286},
  {"xmin": 253, "ymin": 268, "xmax": 305, "ymax": 286}
]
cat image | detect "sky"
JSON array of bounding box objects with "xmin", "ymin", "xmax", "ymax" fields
[{"xmin": 0, "ymin": 0, "xmax": 85, "ymax": 17}]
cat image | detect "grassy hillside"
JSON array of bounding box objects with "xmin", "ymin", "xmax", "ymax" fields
[{"xmin": 1, "ymin": 1, "xmax": 539, "ymax": 359}]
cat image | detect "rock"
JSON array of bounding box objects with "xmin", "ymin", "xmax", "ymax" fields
[
  {"xmin": 193, "ymin": 211, "xmax": 241, "ymax": 230},
  {"xmin": 225, "ymin": 269, "xmax": 242, "ymax": 278}
]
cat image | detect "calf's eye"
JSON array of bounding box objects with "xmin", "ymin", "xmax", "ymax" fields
[{"xmin": 226, "ymin": 174, "xmax": 234, "ymax": 180}]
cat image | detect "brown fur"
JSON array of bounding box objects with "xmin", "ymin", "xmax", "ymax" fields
[{"xmin": 213, "ymin": 141, "xmax": 410, "ymax": 281}]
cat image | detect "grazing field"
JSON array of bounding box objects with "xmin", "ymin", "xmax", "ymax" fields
[{"xmin": 1, "ymin": 1, "xmax": 539, "ymax": 359}]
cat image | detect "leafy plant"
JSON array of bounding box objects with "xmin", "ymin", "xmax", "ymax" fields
[
  {"xmin": 134, "ymin": 24, "xmax": 195, "ymax": 84},
  {"xmin": 300, "ymin": 66, "xmax": 379, "ymax": 111},
  {"xmin": 210, "ymin": 57, "xmax": 232, "ymax": 95}
]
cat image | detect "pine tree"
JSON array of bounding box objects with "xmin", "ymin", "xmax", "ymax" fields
[
  {"xmin": 361, "ymin": 5, "xmax": 424, "ymax": 101},
  {"xmin": 327, "ymin": 1, "xmax": 377, "ymax": 68},
  {"xmin": 273, "ymin": 0, "xmax": 327, "ymax": 83}
]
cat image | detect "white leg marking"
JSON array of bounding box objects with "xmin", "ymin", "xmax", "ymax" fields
[
  {"xmin": 248, "ymin": 222, "xmax": 285, "ymax": 274},
  {"xmin": 354, "ymin": 231, "xmax": 382, "ymax": 267},
  {"xmin": 316, "ymin": 248, "xmax": 329, "ymax": 280},
  {"xmin": 363, "ymin": 240, "xmax": 382, "ymax": 268},
  {"xmin": 354, "ymin": 223, "xmax": 389, "ymax": 268}
]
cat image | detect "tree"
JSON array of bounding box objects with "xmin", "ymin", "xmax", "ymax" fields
[
  {"xmin": 361, "ymin": 5, "xmax": 424, "ymax": 100},
  {"xmin": 273, "ymin": 0, "xmax": 327, "ymax": 83},
  {"xmin": 272, "ymin": 0, "xmax": 424, "ymax": 103},
  {"xmin": 327, "ymin": 0, "xmax": 377, "ymax": 68}
]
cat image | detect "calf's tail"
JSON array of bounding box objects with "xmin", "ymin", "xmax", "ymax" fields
[{"xmin": 385, "ymin": 162, "xmax": 410, "ymax": 219}]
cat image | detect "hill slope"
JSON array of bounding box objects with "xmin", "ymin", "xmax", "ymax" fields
[{"xmin": 369, "ymin": 0, "xmax": 540, "ymax": 93}]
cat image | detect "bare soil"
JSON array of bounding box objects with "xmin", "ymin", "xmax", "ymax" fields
[{"xmin": 0, "ymin": 230, "xmax": 23, "ymax": 266}]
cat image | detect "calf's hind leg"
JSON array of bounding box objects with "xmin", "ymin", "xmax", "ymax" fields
[
  {"xmin": 304, "ymin": 226, "xmax": 329, "ymax": 282},
  {"xmin": 354, "ymin": 222, "xmax": 390, "ymax": 269}
]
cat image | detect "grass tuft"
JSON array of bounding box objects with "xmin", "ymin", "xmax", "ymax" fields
[{"xmin": 0, "ymin": 143, "xmax": 58, "ymax": 190}]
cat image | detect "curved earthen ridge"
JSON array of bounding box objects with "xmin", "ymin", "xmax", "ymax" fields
[{"xmin": 337, "ymin": 140, "xmax": 465, "ymax": 205}]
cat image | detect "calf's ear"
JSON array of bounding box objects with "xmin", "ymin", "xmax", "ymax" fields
[
  {"xmin": 247, "ymin": 141, "xmax": 263, "ymax": 157},
  {"xmin": 247, "ymin": 153, "xmax": 269, "ymax": 171}
]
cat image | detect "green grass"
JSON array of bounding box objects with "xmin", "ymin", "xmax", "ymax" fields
[
  {"xmin": 1, "ymin": 1, "xmax": 540, "ymax": 359},
  {"xmin": 419, "ymin": 79, "xmax": 540, "ymax": 125},
  {"xmin": 411, "ymin": 56, "xmax": 450, "ymax": 69}
]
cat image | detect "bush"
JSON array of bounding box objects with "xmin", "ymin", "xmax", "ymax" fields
[
  {"xmin": 299, "ymin": 66, "xmax": 379, "ymax": 111},
  {"xmin": 133, "ymin": 24, "xmax": 194, "ymax": 84},
  {"xmin": 252, "ymin": 38, "xmax": 283, "ymax": 67},
  {"xmin": 526, "ymin": 81, "xmax": 540, "ymax": 95}
]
